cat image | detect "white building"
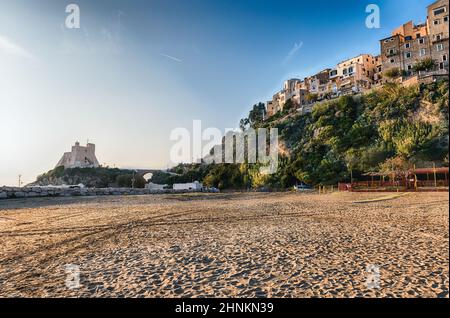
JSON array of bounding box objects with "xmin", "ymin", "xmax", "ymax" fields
[
  {"xmin": 146, "ymin": 183, "xmax": 168, "ymax": 190},
  {"xmin": 173, "ymin": 181, "xmax": 203, "ymax": 191}
]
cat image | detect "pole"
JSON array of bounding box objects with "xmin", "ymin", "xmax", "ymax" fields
[
  {"xmin": 414, "ymin": 164, "xmax": 417, "ymax": 191},
  {"xmin": 433, "ymin": 163, "xmax": 437, "ymax": 188},
  {"xmin": 18, "ymin": 174, "xmax": 22, "ymax": 188}
]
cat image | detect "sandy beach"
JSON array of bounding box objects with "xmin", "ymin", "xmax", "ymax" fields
[{"xmin": 0, "ymin": 192, "xmax": 448, "ymax": 298}]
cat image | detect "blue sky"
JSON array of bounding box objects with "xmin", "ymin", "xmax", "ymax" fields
[{"xmin": 0, "ymin": 0, "xmax": 433, "ymax": 185}]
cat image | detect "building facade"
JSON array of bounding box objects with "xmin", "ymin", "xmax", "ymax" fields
[
  {"xmin": 380, "ymin": 0, "xmax": 449, "ymax": 78},
  {"xmin": 427, "ymin": 0, "xmax": 449, "ymax": 72},
  {"xmin": 265, "ymin": 0, "xmax": 449, "ymax": 119},
  {"xmin": 336, "ymin": 54, "xmax": 378, "ymax": 95}
]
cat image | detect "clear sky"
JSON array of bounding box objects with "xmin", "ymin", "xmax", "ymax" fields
[{"xmin": 0, "ymin": 0, "xmax": 433, "ymax": 186}]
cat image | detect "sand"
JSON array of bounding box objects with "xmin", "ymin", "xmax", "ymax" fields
[{"xmin": 0, "ymin": 192, "xmax": 448, "ymax": 298}]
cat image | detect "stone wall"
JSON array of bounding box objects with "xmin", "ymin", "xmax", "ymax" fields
[{"xmin": 0, "ymin": 186, "xmax": 201, "ymax": 200}]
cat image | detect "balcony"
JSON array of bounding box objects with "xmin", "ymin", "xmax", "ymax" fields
[
  {"xmin": 385, "ymin": 51, "xmax": 398, "ymax": 58},
  {"xmin": 431, "ymin": 34, "xmax": 449, "ymax": 43}
]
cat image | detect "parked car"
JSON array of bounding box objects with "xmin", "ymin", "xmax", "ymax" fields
[
  {"xmin": 204, "ymin": 187, "xmax": 220, "ymax": 193},
  {"xmin": 294, "ymin": 183, "xmax": 312, "ymax": 191}
]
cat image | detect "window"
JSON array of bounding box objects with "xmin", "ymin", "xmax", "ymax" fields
[
  {"xmin": 437, "ymin": 43, "xmax": 444, "ymax": 51},
  {"xmin": 405, "ymin": 43, "xmax": 411, "ymax": 49},
  {"xmin": 444, "ymin": 16, "xmax": 449, "ymax": 22},
  {"xmin": 419, "ymin": 38, "xmax": 425, "ymax": 44},
  {"xmin": 416, "ymin": 33, "xmax": 421, "ymax": 39},
  {"xmin": 390, "ymin": 59, "xmax": 395, "ymax": 63},
  {"xmin": 388, "ymin": 48, "xmax": 395, "ymax": 55},
  {"xmin": 343, "ymin": 69, "xmax": 348, "ymax": 75},
  {"xmin": 443, "ymin": 54, "xmax": 448, "ymax": 62},
  {"xmin": 405, "ymin": 36, "xmax": 412, "ymax": 41},
  {"xmin": 405, "ymin": 52, "xmax": 412, "ymax": 59},
  {"xmin": 439, "ymin": 62, "xmax": 444, "ymax": 69},
  {"xmin": 420, "ymin": 48, "xmax": 426, "ymax": 56},
  {"xmin": 437, "ymin": 34, "xmax": 442, "ymax": 41},
  {"xmin": 407, "ymin": 65, "xmax": 413, "ymax": 70},
  {"xmin": 434, "ymin": 19, "xmax": 440, "ymax": 25},
  {"xmin": 348, "ymin": 66, "xmax": 354, "ymax": 74},
  {"xmin": 434, "ymin": 6, "xmax": 446, "ymax": 16}
]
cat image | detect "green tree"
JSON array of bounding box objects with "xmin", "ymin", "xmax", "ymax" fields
[
  {"xmin": 384, "ymin": 67, "xmax": 407, "ymax": 79},
  {"xmin": 282, "ymin": 99, "xmax": 296, "ymax": 113},
  {"xmin": 412, "ymin": 58, "xmax": 437, "ymax": 73},
  {"xmin": 305, "ymin": 93, "xmax": 319, "ymax": 103},
  {"xmin": 240, "ymin": 102, "xmax": 266, "ymax": 129},
  {"xmin": 116, "ymin": 174, "xmax": 146, "ymax": 188}
]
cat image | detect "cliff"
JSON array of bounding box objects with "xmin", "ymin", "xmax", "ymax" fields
[{"xmin": 168, "ymin": 80, "xmax": 449, "ymax": 189}]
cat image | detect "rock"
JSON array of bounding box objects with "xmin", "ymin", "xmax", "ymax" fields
[
  {"xmin": 201, "ymin": 256, "xmax": 214, "ymax": 264},
  {"xmin": 169, "ymin": 246, "xmax": 182, "ymax": 253}
]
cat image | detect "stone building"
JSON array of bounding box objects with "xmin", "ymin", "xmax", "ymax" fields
[
  {"xmin": 380, "ymin": 21, "xmax": 431, "ymax": 76},
  {"xmin": 427, "ymin": 0, "xmax": 449, "ymax": 73},
  {"xmin": 265, "ymin": 0, "xmax": 449, "ymax": 120},
  {"xmin": 327, "ymin": 68, "xmax": 341, "ymax": 96},
  {"xmin": 336, "ymin": 54, "xmax": 378, "ymax": 95},
  {"xmin": 380, "ymin": 0, "xmax": 449, "ymax": 78},
  {"xmin": 267, "ymin": 78, "xmax": 303, "ymax": 116},
  {"xmin": 292, "ymin": 87, "xmax": 309, "ymax": 107},
  {"xmin": 56, "ymin": 142, "xmax": 100, "ymax": 169},
  {"xmin": 373, "ymin": 55, "xmax": 383, "ymax": 85},
  {"xmin": 308, "ymin": 69, "xmax": 332, "ymax": 99},
  {"xmin": 266, "ymin": 100, "xmax": 275, "ymax": 117}
]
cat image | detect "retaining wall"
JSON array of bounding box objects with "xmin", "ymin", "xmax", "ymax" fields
[{"xmin": 0, "ymin": 186, "xmax": 200, "ymax": 200}]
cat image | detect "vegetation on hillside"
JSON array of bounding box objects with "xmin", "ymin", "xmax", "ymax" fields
[
  {"xmin": 32, "ymin": 80, "xmax": 448, "ymax": 190},
  {"xmin": 168, "ymin": 80, "xmax": 449, "ymax": 190},
  {"xmin": 35, "ymin": 166, "xmax": 146, "ymax": 188}
]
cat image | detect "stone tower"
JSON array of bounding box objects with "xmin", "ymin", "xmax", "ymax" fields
[{"xmin": 56, "ymin": 141, "xmax": 100, "ymax": 169}]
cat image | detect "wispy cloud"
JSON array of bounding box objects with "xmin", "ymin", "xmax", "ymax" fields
[
  {"xmin": 160, "ymin": 53, "xmax": 183, "ymax": 63},
  {"xmin": 282, "ymin": 41, "xmax": 303, "ymax": 66},
  {"xmin": 59, "ymin": 24, "xmax": 122, "ymax": 55},
  {"xmin": 0, "ymin": 34, "xmax": 35, "ymax": 60}
]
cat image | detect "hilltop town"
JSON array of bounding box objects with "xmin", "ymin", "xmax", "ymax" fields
[{"xmin": 265, "ymin": 0, "xmax": 449, "ymax": 118}]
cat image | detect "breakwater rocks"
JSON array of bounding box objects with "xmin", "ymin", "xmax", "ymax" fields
[{"xmin": 0, "ymin": 186, "xmax": 198, "ymax": 200}]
